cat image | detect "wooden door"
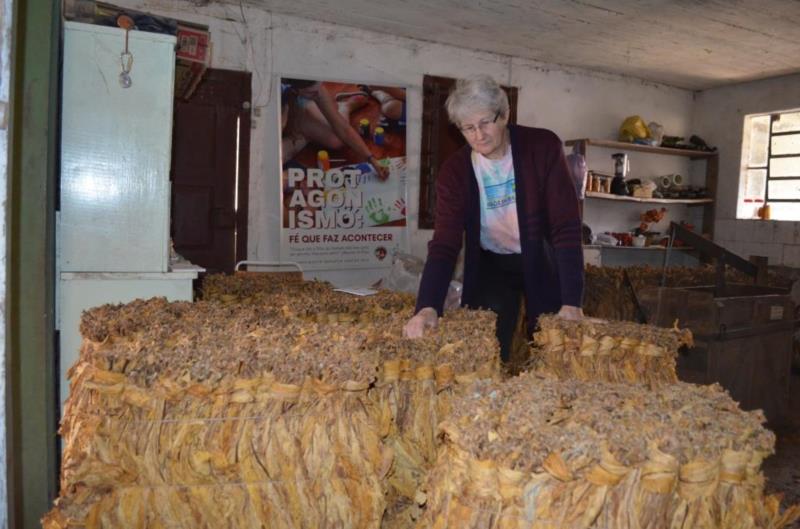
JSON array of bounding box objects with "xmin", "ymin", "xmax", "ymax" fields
[{"xmin": 171, "ymin": 68, "xmax": 251, "ymax": 274}]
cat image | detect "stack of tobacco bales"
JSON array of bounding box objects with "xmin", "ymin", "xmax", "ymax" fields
[
  {"xmin": 201, "ymin": 273, "xmax": 501, "ymax": 526},
  {"xmin": 46, "ymin": 272, "xmax": 800, "ymax": 528},
  {"xmin": 202, "ymin": 274, "xmax": 500, "ymax": 527},
  {"xmin": 583, "ymin": 264, "xmax": 791, "ymax": 321},
  {"xmin": 531, "ymin": 314, "xmax": 693, "ymax": 386},
  {"xmin": 44, "ymin": 277, "xmax": 500, "ymax": 528},
  {"xmin": 420, "ymin": 371, "xmax": 800, "ymax": 529},
  {"xmin": 45, "ymin": 299, "xmax": 388, "ymax": 528}
]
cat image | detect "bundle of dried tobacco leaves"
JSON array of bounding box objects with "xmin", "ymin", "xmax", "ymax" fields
[
  {"xmin": 44, "ymin": 290, "xmax": 500, "ymax": 529},
  {"xmin": 372, "ymin": 308, "xmax": 500, "ymax": 528},
  {"xmin": 530, "ymin": 314, "xmax": 693, "ymax": 386},
  {"xmin": 419, "ymin": 371, "xmax": 800, "ymax": 529},
  {"xmin": 45, "ymin": 299, "xmax": 389, "ymax": 528},
  {"xmin": 200, "ymin": 272, "xmax": 500, "ymax": 527}
]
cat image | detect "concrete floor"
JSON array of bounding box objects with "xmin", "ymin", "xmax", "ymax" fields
[{"xmin": 763, "ymin": 372, "xmax": 800, "ymax": 527}]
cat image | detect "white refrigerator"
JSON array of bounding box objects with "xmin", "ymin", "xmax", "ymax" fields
[{"xmin": 57, "ymin": 22, "xmax": 201, "ymax": 407}]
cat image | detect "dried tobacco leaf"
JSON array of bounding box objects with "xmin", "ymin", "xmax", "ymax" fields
[
  {"xmin": 46, "ymin": 278, "xmax": 501, "ymax": 529},
  {"xmin": 420, "ymin": 371, "xmax": 799, "ymax": 529},
  {"xmin": 530, "ymin": 314, "xmax": 692, "ymax": 387}
]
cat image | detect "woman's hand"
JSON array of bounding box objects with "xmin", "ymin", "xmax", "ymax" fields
[
  {"xmin": 557, "ymin": 305, "xmax": 583, "ymax": 321},
  {"xmin": 403, "ymin": 307, "xmax": 438, "ymax": 338}
]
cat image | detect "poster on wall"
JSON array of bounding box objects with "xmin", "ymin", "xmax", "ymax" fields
[{"xmin": 279, "ymin": 77, "xmax": 408, "ymax": 271}]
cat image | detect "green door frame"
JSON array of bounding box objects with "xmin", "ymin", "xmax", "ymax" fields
[{"xmin": 7, "ymin": 0, "xmax": 60, "ymax": 526}]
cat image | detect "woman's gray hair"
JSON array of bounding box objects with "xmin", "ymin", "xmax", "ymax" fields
[{"xmin": 445, "ymin": 75, "xmax": 509, "ymax": 126}]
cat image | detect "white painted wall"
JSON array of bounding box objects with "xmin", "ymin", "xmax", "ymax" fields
[
  {"xmin": 109, "ymin": 0, "xmax": 698, "ymax": 284},
  {"xmin": 512, "ymin": 60, "xmax": 700, "ymax": 239},
  {"xmin": 694, "ymin": 73, "xmax": 800, "ymax": 267}
]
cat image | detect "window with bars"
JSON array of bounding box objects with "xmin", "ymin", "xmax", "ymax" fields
[{"xmin": 740, "ymin": 110, "xmax": 800, "ymax": 220}]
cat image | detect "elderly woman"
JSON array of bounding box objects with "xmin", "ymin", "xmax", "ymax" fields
[{"xmin": 403, "ymin": 75, "xmax": 584, "ymax": 361}]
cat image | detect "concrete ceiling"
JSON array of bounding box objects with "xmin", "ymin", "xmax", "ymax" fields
[{"xmin": 251, "ymin": 0, "xmax": 800, "ymax": 91}]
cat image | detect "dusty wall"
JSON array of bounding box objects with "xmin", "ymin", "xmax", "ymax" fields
[{"xmin": 100, "ymin": 0, "xmax": 696, "ymax": 284}]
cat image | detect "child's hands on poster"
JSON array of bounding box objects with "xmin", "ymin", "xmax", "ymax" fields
[
  {"xmin": 393, "ymin": 198, "xmax": 406, "ymax": 216},
  {"xmin": 368, "ymin": 156, "xmax": 390, "ymax": 181},
  {"xmin": 365, "ymin": 197, "xmax": 390, "ymax": 225}
]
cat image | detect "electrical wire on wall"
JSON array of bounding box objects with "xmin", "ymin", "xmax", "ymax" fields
[{"xmin": 232, "ymin": 0, "xmax": 273, "ymax": 113}]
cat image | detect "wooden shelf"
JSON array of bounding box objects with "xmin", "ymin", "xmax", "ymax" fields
[
  {"xmin": 565, "ymin": 138, "xmax": 718, "ymax": 160},
  {"xmin": 569, "ymin": 136, "xmax": 719, "ymax": 241},
  {"xmin": 585, "ymin": 191, "xmax": 713, "ymax": 205}
]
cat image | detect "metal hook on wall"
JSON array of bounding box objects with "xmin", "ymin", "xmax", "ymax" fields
[{"xmin": 117, "ymin": 15, "xmax": 135, "ymax": 89}]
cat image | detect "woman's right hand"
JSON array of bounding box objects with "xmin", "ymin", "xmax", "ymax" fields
[{"xmin": 403, "ymin": 307, "xmax": 438, "ymax": 338}]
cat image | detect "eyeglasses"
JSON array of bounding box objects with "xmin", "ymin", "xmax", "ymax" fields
[{"xmin": 459, "ymin": 112, "xmax": 500, "ymax": 136}]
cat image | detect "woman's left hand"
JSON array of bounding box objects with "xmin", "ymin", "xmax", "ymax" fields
[{"xmin": 557, "ymin": 305, "xmax": 584, "ymax": 320}]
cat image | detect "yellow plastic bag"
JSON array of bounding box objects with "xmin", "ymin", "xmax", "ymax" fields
[{"xmin": 618, "ymin": 115, "xmax": 652, "ymax": 143}]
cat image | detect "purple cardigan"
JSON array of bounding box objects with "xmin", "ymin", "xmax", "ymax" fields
[{"xmin": 416, "ymin": 124, "xmax": 584, "ymax": 333}]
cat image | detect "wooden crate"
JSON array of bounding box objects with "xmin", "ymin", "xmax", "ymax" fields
[{"xmin": 638, "ymin": 284, "xmax": 794, "ymax": 424}]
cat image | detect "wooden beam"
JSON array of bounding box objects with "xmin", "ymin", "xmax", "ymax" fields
[{"xmin": 7, "ymin": 0, "xmax": 60, "ymax": 526}]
